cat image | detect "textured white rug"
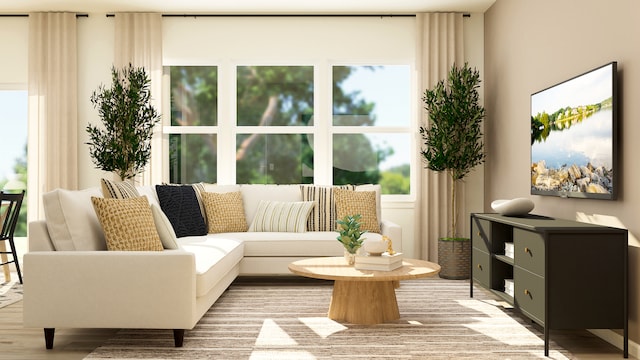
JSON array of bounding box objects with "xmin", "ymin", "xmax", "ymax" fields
[
  {"xmin": 0, "ymin": 273, "xmax": 22, "ymax": 309},
  {"xmin": 86, "ymin": 277, "xmax": 573, "ymax": 359}
]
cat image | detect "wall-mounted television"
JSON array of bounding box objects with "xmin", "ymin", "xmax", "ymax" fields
[{"xmin": 530, "ymin": 61, "xmax": 618, "ymax": 200}]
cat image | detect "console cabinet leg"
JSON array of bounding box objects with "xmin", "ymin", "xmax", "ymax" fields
[
  {"xmin": 173, "ymin": 329, "xmax": 185, "ymax": 347},
  {"xmin": 44, "ymin": 328, "xmax": 55, "ymax": 349}
]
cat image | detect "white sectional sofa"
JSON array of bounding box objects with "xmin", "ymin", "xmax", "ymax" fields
[{"xmin": 23, "ymin": 183, "xmax": 401, "ymax": 349}]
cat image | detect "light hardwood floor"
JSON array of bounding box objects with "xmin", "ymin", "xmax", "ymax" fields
[{"xmin": 0, "ymin": 299, "xmax": 634, "ymax": 360}]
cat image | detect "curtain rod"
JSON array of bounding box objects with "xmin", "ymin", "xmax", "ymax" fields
[
  {"xmin": 0, "ymin": 14, "xmax": 89, "ymax": 17},
  {"xmin": 0, "ymin": 12, "xmax": 470, "ymax": 18},
  {"xmin": 105, "ymin": 13, "xmax": 471, "ymax": 18},
  {"xmin": 106, "ymin": 13, "xmax": 419, "ymax": 18}
]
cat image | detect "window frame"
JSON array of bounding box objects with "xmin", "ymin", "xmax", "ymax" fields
[{"xmin": 162, "ymin": 61, "xmax": 417, "ymax": 200}]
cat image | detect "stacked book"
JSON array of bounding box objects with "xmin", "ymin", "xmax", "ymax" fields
[
  {"xmin": 355, "ymin": 252, "xmax": 403, "ymax": 271},
  {"xmin": 504, "ymin": 242, "xmax": 514, "ymax": 258},
  {"xmin": 504, "ymin": 279, "xmax": 514, "ymax": 297}
]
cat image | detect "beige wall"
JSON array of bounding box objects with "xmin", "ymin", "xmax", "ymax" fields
[{"xmin": 485, "ymin": 0, "xmax": 640, "ymax": 351}]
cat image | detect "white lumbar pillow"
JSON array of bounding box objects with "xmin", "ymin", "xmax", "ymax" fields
[{"xmin": 491, "ymin": 198, "xmax": 535, "ymax": 216}]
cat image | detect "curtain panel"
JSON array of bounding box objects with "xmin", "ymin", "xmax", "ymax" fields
[
  {"xmin": 416, "ymin": 13, "xmax": 464, "ymax": 261},
  {"xmin": 28, "ymin": 12, "xmax": 78, "ymax": 218},
  {"xmin": 114, "ymin": 13, "xmax": 163, "ymax": 186}
]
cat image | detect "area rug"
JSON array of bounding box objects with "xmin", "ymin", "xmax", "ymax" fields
[
  {"xmin": 85, "ymin": 277, "xmax": 572, "ymax": 359},
  {"xmin": 0, "ymin": 273, "xmax": 22, "ymax": 309}
]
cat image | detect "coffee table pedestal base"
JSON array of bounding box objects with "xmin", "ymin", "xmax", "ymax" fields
[{"xmin": 328, "ymin": 280, "xmax": 400, "ymax": 325}]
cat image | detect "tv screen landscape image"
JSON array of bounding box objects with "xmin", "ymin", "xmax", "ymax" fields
[{"xmin": 530, "ymin": 62, "xmax": 618, "ymax": 200}]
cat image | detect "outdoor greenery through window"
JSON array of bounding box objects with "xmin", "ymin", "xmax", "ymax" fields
[
  {"xmin": 0, "ymin": 90, "xmax": 28, "ymax": 236},
  {"xmin": 236, "ymin": 66, "xmax": 314, "ymax": 184},
  {"xmin": 332, "ymin": 65, "xmax": 411, "ymax": 194},
  {"xmin": 167, "ymin": 64, "xmax": 411, "ymax": 195},
  {"xmin": 169, "ymin": 66, "xmax": 218, "ymax": 184}
]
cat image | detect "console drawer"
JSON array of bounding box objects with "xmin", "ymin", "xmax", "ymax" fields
[
  {"xmin": 514, "ymin": 266, "xmax": 545, "ymax": 325},
  {"xmin": 472, "ymin": 218, "xmax": 491, "ymax": 253},
  {"xmin": 514, "ymin": 228, "xmax": 545, "ymax": 276},
  {"xmin": 472, "ymin": 248, "xmax": 491, "ymax": 288}
]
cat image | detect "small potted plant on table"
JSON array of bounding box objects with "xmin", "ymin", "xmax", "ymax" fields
[{"xmin": 336, "ymin": 214, "xmax": 367, "ymax": 265}]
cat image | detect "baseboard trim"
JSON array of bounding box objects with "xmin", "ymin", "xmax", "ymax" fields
[{"xmin": 589, "ymin": 329, "xmax": 638, "ymax": 358}]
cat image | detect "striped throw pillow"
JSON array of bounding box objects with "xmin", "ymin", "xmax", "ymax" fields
[
  {"xmin": 300, "ymin": 185, "xmax": 355, "ymax": 231},
  {"xmin": 101, "ymin": 178, "xmax": 139, "ymax": 199},
  {"xmin": 249, "ymin": 201, "xmax": 315, "ymax": 233}
]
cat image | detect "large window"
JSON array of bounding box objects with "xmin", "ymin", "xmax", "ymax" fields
[
  {"xmin": 166, "ymin": 64, "xmax": 412, "ymax": 195},
  {"xmin": 236, "ymin": 66, "xmax": 314, "ymax": 184},
  {"xmin": 332, "ymin": 65, "xmax": 411, "ymax": 194},
  {"xmin": 0, "ymin": 90, "xmax": 28, "ymax": 236},
  {"xmin": 168, "ymin": 66, "xmax": 218, "ymax": 184}
]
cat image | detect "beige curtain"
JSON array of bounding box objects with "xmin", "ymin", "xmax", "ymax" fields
[
  {"xmin": 28, "ymin": 12, "xmax": 78, "ymax": 219},
  {"xmin": 114, "ymin": 13, "xmax": 163, "ymax": 186},
  {"xmin": 416, "ymin": 13, "xmax": 464, "ymax": 261}
]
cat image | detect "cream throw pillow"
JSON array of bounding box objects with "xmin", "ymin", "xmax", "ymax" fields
[
  {"xmin": 334, "ymin": 189, "xmax": 381, "ymax": 234},
  {"xmin": 249, "ymin": 201, "xmax": 315, "ymax": 232},
  {"xmin": 91, "ymin": 196, "xmax": 164, "ymax": 251},
  {"xmin": 150, "ymin": 203, "xmax": 180, "ymax": 249},
  {"xmin": 202, "ymin": 191, "xmax": 248, "ymax": 233}
]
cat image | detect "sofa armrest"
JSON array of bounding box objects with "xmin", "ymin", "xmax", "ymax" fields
[
  {"xmin": 23, "ymin": 250, "xmax": 197, "ymax": 330},
  {"xmin": 380, "ymin": 219, "xmax": 402, "ymax": 252},
  {"xmin": 28, "ymin": 220, "xmax": 55, "ymax": 251}
]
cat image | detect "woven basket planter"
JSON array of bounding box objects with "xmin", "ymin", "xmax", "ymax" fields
[{"xmin": 437, "ymin": 238, "xmax": 471, "ymax": 280}]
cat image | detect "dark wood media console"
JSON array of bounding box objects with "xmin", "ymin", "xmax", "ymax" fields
[{"xmin": 470, "ymin": 213, "xmax": 628, "ymax": 358}]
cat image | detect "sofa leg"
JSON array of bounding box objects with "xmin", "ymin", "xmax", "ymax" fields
[
  {"xmin": 44, "ymin": 328, "xmax": 55, "ymax": 349},
  {"xmin": 173, "ymin": 329, "xmax": 184, "ymax": 347}
]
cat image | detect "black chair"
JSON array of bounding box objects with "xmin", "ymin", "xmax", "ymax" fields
[{"xmin": 0, "ymin": 190, "xmax": 25, "ymax": 284}]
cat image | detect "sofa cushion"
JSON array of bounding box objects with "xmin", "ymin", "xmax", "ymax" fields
[
  {"xmin": 178, "ymin": 236, "xmax": 244, "ymax": 297},
  {"xmin": 156, "ymin": 185, "xmax": 207, "ymax": 238},
  {"xmin": 101, "ymin": 178, "xmax": 139, "ymax": 199},
  {"xmin": 300, "ymin": 185, "xmax": 355, "ymax": 231},
  {"xmin": 136, "ymin": 185, "xmax": 160, "ymax": 207},
  {"xmin": 42, "ymin": 187, "xmax": 106, "ymax": 251},
  {"xmin": 211, "ymin": 231, "xmax": 387, "ymax": 257},
  {"xmin": 240, "ymin": 185, "xmax": 303, "ymax": 224},
  {"xmin": 334, "ymin": 188, "xmax": 381, "ymax": 233},
  {"xmin": 91, "ymin": 196, "xmax": 164, "ymax": 251},
  {"xmin": 248, "ymin": 201, "xmax": 315, "ymax": 233},
  {"xmin": 150, "ymin": 204, "xmax": 180, "ymax": 250},
  {"xmin": 202, "ymin": 191, "xmax": 248, "ymax": 233}
]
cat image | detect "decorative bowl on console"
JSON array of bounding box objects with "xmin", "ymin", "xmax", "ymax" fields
[{"xmin": 491, "ymin": 198, "xmax": 535, "ymax": 216}]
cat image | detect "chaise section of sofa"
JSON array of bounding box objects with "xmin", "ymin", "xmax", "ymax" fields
[{"xmin": 23, "ymin": 183, "xmax": 402, "ymax": 349}]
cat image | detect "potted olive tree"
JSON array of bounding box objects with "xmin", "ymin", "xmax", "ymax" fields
[
  {"xmin": 86, "ymin": 64, "xmax": 161, "ymax": 181},
  {"xmin": 420, "ymin": 62, "xmax": 485, "ymax": 279}
]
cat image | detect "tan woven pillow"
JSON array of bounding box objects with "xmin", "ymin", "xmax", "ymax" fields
[
  {"xmin": 202, "ymin": 191, "xmax": 248, "ymax": 233},
  {"xmin": 334, "ymin": 189, "xmax": 381, "ymax": 233},
  {"xmin": 91, "ymin": 196, "xmax": 163, "ymax": 251}
]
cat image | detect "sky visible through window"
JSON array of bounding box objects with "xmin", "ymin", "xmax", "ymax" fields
[
  {"xmin": 338, "ymin": 65, "xmax": 411, "ymax": 171},
  {"xmin": 0, "ymin": 90, "xmax": 27, "ymax": 181}
]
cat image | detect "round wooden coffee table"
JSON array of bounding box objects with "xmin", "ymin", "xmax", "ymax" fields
[{"xmin": 288, "ymin": 256, "xmax": 440, "ymax": 325}]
